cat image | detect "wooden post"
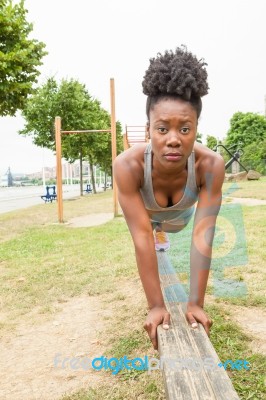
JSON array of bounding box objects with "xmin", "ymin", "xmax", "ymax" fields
[
  {"xmin": 55, "ymin": 116, "xmax": 63, "ymax": 223},
  {"xmin": 110, "ymin": 78, "xmax": 118, "ymax": 217},
  {"xmin": 123, "ymin": 133, "xmax": 129, "ymax": 150}
]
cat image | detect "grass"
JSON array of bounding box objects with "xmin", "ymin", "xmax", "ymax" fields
[
  {"xmin": 0, "ymin": 212, "xmax": 135, "ymax": 325},
  {"xmin": 205, "ymin": 304, "xmax": 266, "ymax": 400},
  {"xmin": 0, "ymin": 184, "xmax": 266, "ymax": 399},
  {"xmin": 168, "ymin": 203, "xmax": 266, "ymax": 307},
  {"xmin": 222, "ymin": 176, "xmax": 266, "ymax": 200}
]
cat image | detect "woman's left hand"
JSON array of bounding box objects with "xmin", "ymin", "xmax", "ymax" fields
[{"xmin": 185, "ymin": 303, "xmax": 213, "ymax": 336}]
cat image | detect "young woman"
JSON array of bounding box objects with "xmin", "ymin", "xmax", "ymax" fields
[{"xmin": 114, "ymin": 47, "xmax": 225, "ymax": 350}]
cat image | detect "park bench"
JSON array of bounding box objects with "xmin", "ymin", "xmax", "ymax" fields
[
  {"xmin": 84, "ymin": 184, "xmax": 92, "ymax": 194},
  {"xmin": 157, "ymin": 252, "xmax": 240, "ymax": 400},
  {"xmin": 41, "ymin": 185, "xmax": 57, "ymax": 203}
]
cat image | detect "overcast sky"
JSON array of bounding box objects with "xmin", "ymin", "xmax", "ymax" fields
[{"xmin": 0, "ymin": 0, "xmax": 266, "ymax": 174}]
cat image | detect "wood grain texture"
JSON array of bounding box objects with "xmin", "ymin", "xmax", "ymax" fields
[{"xmin": 157, "ymin": 252, "xmax": 240, "ymax": 400}]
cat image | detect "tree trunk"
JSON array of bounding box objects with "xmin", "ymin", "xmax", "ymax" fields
[
  {"xmin": 79, "ymin": 152, "xmax": 83, "ymax": 196},
  {"xmin": 88, "ymin": 154, "xmax": 97, "ymax": 194},
  {"xmin": 104, "ymin": 170, "xmax": 107, "ymax": 191}
]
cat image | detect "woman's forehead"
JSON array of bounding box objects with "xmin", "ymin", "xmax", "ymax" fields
[{"xmin": 150, "ymin": 98, "xmax": 197, "ymax": 120}]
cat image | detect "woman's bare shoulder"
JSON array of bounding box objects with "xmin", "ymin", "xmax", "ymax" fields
[
  {"xmin": 114, "ymin": 143, "xmax": 147, "ymax": 188},
  {"xmin": 194, "ymin": 141, "xmax": 224, "ymax": 170},
  {"xmin": 194, "ymin": 142, "xmax": 225, "ymax": 187},
  {"xmin": 114, "ymin": 143, "xmax": 147, "ymax": 170}
]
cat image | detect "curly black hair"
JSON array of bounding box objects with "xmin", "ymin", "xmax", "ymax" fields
[{"xmin": 142, "ymin": 45, "xmax": 209, "ymax": 119}]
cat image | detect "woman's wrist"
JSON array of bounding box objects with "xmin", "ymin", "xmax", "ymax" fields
[
  {"xmin": 187, "ymin": 297, "xmax": 204, "ymax": 308},
  {"xmin": 148, "ymin": 300, "xmax": 166, "ymax": 310}
]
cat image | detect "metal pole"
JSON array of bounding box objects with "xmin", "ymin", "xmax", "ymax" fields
[{"xmin": 42, "ymin": 146, "xmax": 46, "ymax": 189}]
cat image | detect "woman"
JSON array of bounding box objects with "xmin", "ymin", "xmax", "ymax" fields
[{"xmin": 114, "ymin": 46, "xmax": 225, "ymax": 350}]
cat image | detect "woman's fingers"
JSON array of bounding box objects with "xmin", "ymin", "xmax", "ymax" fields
[
  {"xmin": 186, "ymin": 311, "xmax": 198, "ymax": 328},
  {"xmin": 201, "ymin": 318, "xmax": 213, "ymax": 336},
  {"xmin": 144, "ymin": 309, "xmax": 171, "ymax": 350},
  {"xmin": 144, "ymin": 322, "xmax": 158, "ymax": 349},
  {"xmin": 162, "ymin": 312, "xmax": 170, "ymax": 329},
  {"xmin": 186, "ymin": 310, "xmax": 213, "ymax": 336}
]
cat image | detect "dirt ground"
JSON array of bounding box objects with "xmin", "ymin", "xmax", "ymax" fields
[
  {"xmin": 0, "ymin": 295, "xmax": 114, "ymax": 400},
  {"xmin": 1, "ymin": 294, "xmax": 265, "ymax": 400},
  {"xmin": 230, "ymin": 306, "xmax": 266, "ymax": 356},
  {"xmin": 67, "ymin": 213, "xmax": 114, "ymax": 228},
  {"xmin": 1, "ymin": 208, "xmax": 265, "ymax": 400}
]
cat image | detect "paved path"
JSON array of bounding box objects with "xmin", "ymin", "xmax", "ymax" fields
[{"xmin": 0, "ymin": 185, "xmax": 85, "ymax": 214}]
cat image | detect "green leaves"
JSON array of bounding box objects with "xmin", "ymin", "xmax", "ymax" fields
[
  {"xmin": 226, "ymin": 112, "xmax": 266, "ymax": 148},
  {"xmin": 20, "ymin": 77, "xmax": 123, "ymax": 174},
  {"xmin": 206, "ymin": 135, "xmax": 217, "ymax": 150},
  {"xmin": 225, "ymin": 111, "xmax": 266, "ymax": 173},
  {"xmin": 240, "ymin": 139, "xmax": 266, "ymax": 174},
  {"xmin": 0, "ymin": 0, "xmax": 47, "ymax": 116}
]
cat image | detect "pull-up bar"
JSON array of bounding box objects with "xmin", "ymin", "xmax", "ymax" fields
[
  {"xmin": 61, "ymin": 130, "xmax": 111, "ymax": 134},
  {"xmin": 55, "ymin": 78, "xmax": 118, "ymax": 223}
]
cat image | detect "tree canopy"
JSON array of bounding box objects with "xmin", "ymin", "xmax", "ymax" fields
[
  {"xmin": 225, "ymin": 111, "xmax": 266, "ymax": 174},
  {"xmin": 206, "ymin": 135, "xmax": 218, "ymax": 150},
  {"xmin": 241, "ymin": 139, "xmax": 266, "ymax": 175},
  {"xmin": 0, "ymin": 0, "xmax": 47, "ymax": 116},
  {"xmin": 226, "ymin": 112, "xmax": 266, "ymax": 148},
  {"xmin": 20, "ymin": 77, "xmax": 123, "ymax": 177}
]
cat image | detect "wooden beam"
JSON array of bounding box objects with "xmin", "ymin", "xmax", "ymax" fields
[
  {"xmin": 61, "ymin": 130, "xmax": 111, "ymax": 134},
  {"xmin": 55, "ymin": 116, "xmax": 63, "ymax": 223},
  {"xmin": 157, "ymin": 252, "xmax": 240, "ymax": 400},
  {"xmin": 110, "ymin": 78, "xmax": 118, "ymax": 217}
]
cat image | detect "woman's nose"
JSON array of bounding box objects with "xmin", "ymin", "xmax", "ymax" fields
[{"xmin": 166, "ymin": 130, "xmax": 181, "ymax": 146}]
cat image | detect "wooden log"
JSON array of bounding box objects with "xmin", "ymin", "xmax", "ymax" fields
[{"xmin": 157, "ymin": 252, "xmax": 240, "ymax": 400}]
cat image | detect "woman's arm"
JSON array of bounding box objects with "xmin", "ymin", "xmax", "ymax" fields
[
  {"xmin": 114, "ymin": 153, "xmax": 170, "ymax": 349},
  {"xmin": 186, "ymin": 152, "xmax": 225, "ymax": 335}
]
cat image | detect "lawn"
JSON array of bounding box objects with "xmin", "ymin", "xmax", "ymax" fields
[
  {"xmin": 0, "ymin": 180, "xmax": 265, "ymax": 400},
  {"xmin": 222, "ymin": 176, "xmax": 266, "ymax": 200}
]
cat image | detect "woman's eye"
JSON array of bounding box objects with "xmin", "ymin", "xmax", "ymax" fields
[
  {"xmin": 181, "ymin": 127, "xmax": 190, "ymax": 134},
  {"xmin": 158, "ymin": 127, "xmax": 167, "ymax": 133}
]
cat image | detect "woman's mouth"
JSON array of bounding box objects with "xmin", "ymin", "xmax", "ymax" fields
[{"xmin": 164, "ymin": 152, "xmax": 183, "ymax": 161}]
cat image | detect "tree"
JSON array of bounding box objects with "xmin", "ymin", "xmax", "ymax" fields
[
  {"xmin": 0, "ymin": 0, "xmax": 47, "ymax": 116},
  {"xmin": 206, "ymin": 135, "xmax": 218, "ymax": 150},
  {"xmin": 241, "ymin": 139, "xmax": 266, "ymax": 175},
  {"xmin": 20, "ymin": 77, "xmax": 123, "ymax": 193},
  {"xmin": 89, "ymin": 120, "xmax": 123, "ymax": 178},
  {"xmin": 226, "ymin": 112, "xmax": 266, "ymax": 148},
  {"xmin": 196, "ymin": 132, "xmax": 202, "ymax": 143}
]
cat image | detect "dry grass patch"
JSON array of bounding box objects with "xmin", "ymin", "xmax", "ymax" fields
[{"xmin": 222, "ymin": 177, "xmax": 266, "ymax": 200}]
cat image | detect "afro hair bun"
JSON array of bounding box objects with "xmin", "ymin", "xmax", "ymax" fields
[{"xmin": 142, "ymin": 45, "xmax": 209, "ymax": 100}]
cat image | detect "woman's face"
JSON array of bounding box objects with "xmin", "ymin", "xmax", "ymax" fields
[{"xmin": 147, "ymin": 97, "xmax": 198, "ymax": 171}]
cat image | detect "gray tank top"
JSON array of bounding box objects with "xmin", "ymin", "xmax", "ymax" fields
[{"xmin": 140, "ymin": 143, "xmax": 199, "ymax": 212}]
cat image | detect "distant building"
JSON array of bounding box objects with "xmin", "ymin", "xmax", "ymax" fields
[{"xmin": 1, "ymin": 161, "xmax": 93, "ymax": 185}]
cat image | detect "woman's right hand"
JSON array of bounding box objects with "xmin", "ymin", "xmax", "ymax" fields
[{"xmin": 144, "ymin": 306, "xmax": 171, "ymax": 350}]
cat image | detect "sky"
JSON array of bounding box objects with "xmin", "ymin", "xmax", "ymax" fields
[{"xmin": 0, "ymin": 0, "xmax": 266, "ymax": 174}]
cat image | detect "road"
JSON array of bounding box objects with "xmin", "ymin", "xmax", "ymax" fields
[{"xmin": 0, "ymin": 185, "xmax": 86, "ymax": 214}]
